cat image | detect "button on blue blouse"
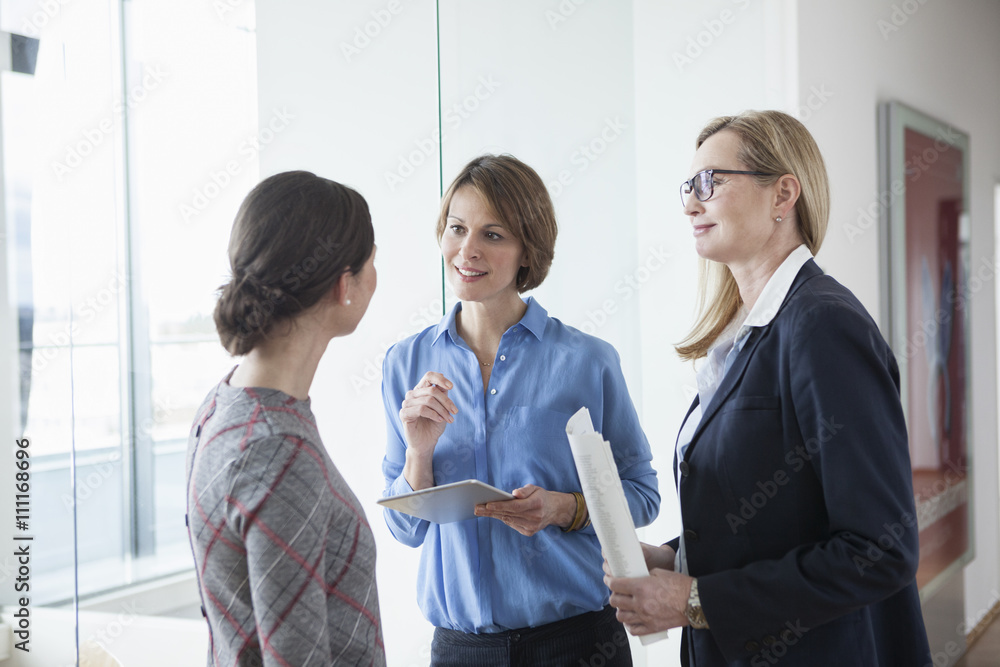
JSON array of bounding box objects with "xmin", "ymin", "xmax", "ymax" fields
[{"xmin": 381, "ymin": 297, "xmax": 660, "ymax": 633}]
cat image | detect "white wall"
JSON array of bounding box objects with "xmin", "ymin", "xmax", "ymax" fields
[
  {"xmin": 795, "ymin": 0, "xmax": 1000, "ymax": 655},
  {"xmin": 632, "ymin": 1, "xmax": 798, "ymax": 661},
  {"xmin": 437, "ymin": 1, "xmax": 642, "ymax": 387}
]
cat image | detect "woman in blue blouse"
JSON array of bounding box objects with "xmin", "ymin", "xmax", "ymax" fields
[{"xmin": 381, "ymin": 154, "xmax": 660, "ymax": 666}]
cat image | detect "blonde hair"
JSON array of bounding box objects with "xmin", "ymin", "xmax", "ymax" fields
[
  {"xmin": 436, "ymin": 154, "xmax": 557, "ymax": 292},
  {"xmin": 675, "ymin": 110, "xmax": 830, "ymax": 361}
]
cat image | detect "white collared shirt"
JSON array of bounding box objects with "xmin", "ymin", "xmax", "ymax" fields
[
  {"xmin": 741, "ymin": 244, "xmax": 816, "ymax": 330},
  {"xmin": 674, "ymin": 244, "xmax": 814, "ymax": 573}
]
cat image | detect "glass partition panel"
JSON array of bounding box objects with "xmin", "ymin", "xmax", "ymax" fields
[
  {"xmin": 254, "ymin": 1, "xmax": 442, "ymax": 664},
  {"xmin": 2, "ymin": 0, "xmax": 259, "ymax": 664},
  {"xmin": 437, "ymin": 2, "xmax": 644, "ymax": 387},
  {"xmin": 2, "ymin": 0, "xmax": 123, "ymax": 663}
]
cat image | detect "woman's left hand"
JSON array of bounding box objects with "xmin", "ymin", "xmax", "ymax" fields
[
  {"xmin": 474, "ymin": 484, "xmax": 577, "ymax": 536},
  {"xmin": 604, "ymin": 570, "xmax": 693, "ymax": 636}
]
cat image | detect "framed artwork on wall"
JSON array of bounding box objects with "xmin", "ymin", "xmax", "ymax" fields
[{"xmin": 878, "ymin": 100, "xmax": 973, "ymax": 600}]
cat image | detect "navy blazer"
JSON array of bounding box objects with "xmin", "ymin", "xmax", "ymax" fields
[{"xmin": 670, "ymin": 260, "xmax": 932, "ymax": 666}]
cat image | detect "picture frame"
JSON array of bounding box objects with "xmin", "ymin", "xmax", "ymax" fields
[{"xmin": 878, "ymin": 100, "xmax": 973, "ymax": 601}]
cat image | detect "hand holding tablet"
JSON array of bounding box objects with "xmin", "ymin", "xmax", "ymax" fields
[{"xmin": 377, "ymin": 479, "xmax": 514, "ymax": 523}]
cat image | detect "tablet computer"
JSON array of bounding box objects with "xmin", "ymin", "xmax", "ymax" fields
[{"xmin": 376, "ymin": 479, "xmax": 515, "ymax": 523}]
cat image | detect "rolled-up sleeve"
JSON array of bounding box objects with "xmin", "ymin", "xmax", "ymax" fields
[{"xmin": 380, "ymin": 348, "xmax": 431, "ymax": 547}]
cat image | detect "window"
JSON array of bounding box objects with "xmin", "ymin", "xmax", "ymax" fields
[{"xmin": 1, "ymin": 0, "xmax": 257, "ymax": 604}]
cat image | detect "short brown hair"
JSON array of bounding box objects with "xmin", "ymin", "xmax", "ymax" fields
[
  {"xmin": 214, "ymin": 171, "xmax": 373, "ymax": 356},
  {"xmin": 436, "ymin": 154, "xmax": 557, "ymax": 292}
]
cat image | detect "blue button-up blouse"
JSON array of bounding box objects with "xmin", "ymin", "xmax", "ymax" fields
[{"xmin": 381, "ymin": 297, "xmax": 659, "ymax": 633}]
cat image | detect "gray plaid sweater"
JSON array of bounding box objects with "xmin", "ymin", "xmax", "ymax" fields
[{"xmin": 186, "ymin": 372, "xmax": 384, "ymax": 666}]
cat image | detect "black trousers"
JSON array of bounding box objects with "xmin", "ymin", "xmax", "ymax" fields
[{"xmin": 430, "ymin": 605, "xmax": 633, "ymax": 667}]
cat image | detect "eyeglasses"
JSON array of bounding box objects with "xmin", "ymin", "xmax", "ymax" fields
[{"xmin": 679, "ymin": 169, "xmax": 773, "ymax": 206}]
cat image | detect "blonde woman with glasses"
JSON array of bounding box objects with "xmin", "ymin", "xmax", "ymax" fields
[{"xmin": 606, "ymin": 111, "xmax": 932, "ymax": 666}]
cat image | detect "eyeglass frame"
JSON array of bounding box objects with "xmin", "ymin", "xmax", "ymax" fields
[{"xmin": 679, "ymin": 169, "xmax": 775, "ymax": 206}]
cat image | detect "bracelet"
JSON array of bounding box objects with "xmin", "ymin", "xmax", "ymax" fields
[{"xmin": 562, "ymin": 492, "xmax": 589, "ymax": 532}]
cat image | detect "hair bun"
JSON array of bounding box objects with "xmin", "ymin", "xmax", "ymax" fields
[
  {"xmin": 238, "ymin": 272, "xmax": 285, "ymax": 305},
  {"xmin": 214, "ymin": 272, "xmax": 290, "ymax": 356}
]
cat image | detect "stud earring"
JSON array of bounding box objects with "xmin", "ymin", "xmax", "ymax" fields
[
  {"xmin": 775, "ymin": 216, "xmax": 783, "ymax": 222},
  {"xmin": 346, "ymin": 299, "xmax": 351, "ymax": 305}
]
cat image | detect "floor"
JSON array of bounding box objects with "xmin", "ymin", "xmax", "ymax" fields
[
  {"xmin": 148, "ymin": 598, "xmax": 1000, "ymax": 664},
  {"xmin": 167, "ymin": 601, "xmax": 204, "ymax": 620},
  {"xmin": 955, "ymin": 612, "xmax": 1000, "ymax": 667}
]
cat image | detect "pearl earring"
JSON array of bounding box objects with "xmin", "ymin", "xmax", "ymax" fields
[
  {"xmin": 775, "ymin": 216, "xmax": 782, "ymax": 222},
  {"xmin": 346, "ymin": 299, "xmax": 351, "ymax": 305}
]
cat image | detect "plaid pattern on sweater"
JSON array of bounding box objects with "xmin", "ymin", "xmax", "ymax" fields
[{"xmin": 186, "ymin": 373, "xmax": 384, "ymax": 666}]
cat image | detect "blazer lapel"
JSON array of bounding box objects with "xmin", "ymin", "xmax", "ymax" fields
[
  {"xmin": 674, "ymin": 395, "xmax": 702, "ymax": 477},
  {"xmin": 684, "ymin": 259, "xmax": 824, "ymax": 458},
  {"xmin": 687, "ymin": 327, "xmax": 766, "ymax": 451}
]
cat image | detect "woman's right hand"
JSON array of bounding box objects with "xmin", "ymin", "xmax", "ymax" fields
[
  {"xmin": 399, "ymin": 372, "xmax": 458, "ymax": 490},
  {"xmin": 641, "ymin": 542, "xmax": 676, "ymax": 572}
]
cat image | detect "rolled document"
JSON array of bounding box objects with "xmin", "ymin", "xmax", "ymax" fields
[{"xmin": 566, "ymin": 406, "xmax": 669, "ymax": 645}]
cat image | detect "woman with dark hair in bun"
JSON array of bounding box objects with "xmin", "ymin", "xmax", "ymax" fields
[{"xmin": 185, "ymin": 171, "xmax": 384, "ymax": 667}]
